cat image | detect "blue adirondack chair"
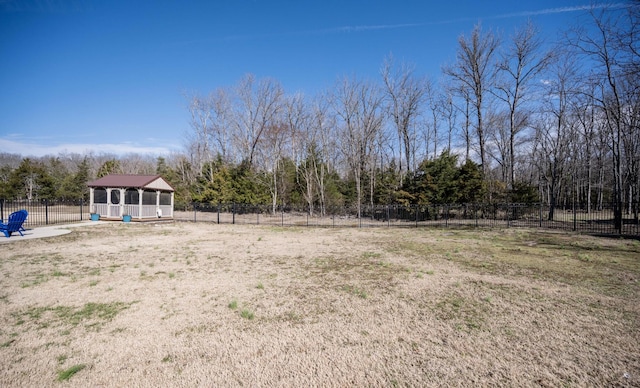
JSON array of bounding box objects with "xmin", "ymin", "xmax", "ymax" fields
[{"xmin": 0, "ymin": 210, "xmax": 28, "ymax": 237}]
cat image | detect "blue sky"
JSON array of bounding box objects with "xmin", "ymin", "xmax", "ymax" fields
[{"xmin": 0, "ymin": 0, "xmax": 618, "ymax": 157}]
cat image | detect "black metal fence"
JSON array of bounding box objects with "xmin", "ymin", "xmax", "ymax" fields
[
  {"xmin": 0, "ymin": 199, "xmax": 89, "ymax": 228},
  {"xmin": 175, "ymin": 202, "xmax": 640, "ymax": 237},
  {"xmin": 2, "ymin": 199, "xmax": 638, "ymax": 237}
]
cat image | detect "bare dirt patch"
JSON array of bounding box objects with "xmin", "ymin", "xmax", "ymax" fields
[{"xmin": 0, "ymin": 223, "xmax": 638, "ymax": 387}]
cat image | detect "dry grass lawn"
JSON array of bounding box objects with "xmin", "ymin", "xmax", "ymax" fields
[{"xmin": 0, "ymin": 222, "xmax": 638, "ymax": 387}]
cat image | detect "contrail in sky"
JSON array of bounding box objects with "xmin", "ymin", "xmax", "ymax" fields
[
  {"xmin": 192, "ymin": 2, "xmax": 630, "ymax": 44},
  {"xmin": 493, "ymin": 3, "xmax": 629, "ymax": 19},
  {"xmin": 310, "ymin": 2, "xmax": 630, "ymax": 35}
]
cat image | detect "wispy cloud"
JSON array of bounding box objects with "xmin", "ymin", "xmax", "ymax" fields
[
  {"xmin": 493, "ymin": 3, "xmax": 629, "ymax": 19},
  {"xmin": 315, "ymin": 23, "xmax": 424, "ymax": 34},
  {"xmin": 208, "ymin": 2, "xmax": 629, "ymax": 42},
  {"xmin": 0, "ymin": 137, "xmax": 174, "ymax": 157}
]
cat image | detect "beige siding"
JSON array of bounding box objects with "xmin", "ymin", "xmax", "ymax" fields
[{"xmin": 144, "ymin": 178, "xmax": 173, "ymax": 191}]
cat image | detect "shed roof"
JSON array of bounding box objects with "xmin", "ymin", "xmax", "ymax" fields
[{"xmin": 87, "ymin": 174, "xmax": 174, "ymax": 192}]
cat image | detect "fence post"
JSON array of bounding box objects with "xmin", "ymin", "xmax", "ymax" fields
[
  {"xmin": 539, "ymin": 203, "xmax": 543, "ymax": 228},
  {"xmin": 45, "ymin": 199, "xmax": 49, "ymax": 225},
  {"xmin": 1, "ymin": 198, "xmax": 4, "ymax": 222},
  {"xmin": 573, "ymin": 199, "xmax": 577, "ymax": 231},
  {"xmin": 193, "ymin": 203, "xmax": 197, "ymax": 223},
  {"xmin": 387, "ymin": 205, "xmax": 390, "ymax": 227},
  {"xmin": 474, "ymin": 203, "xmax": 478, "ymax": 228},
  {"xmin": 217, "ymin": 203, "xmax": 220, "ymax": 224},
  {"xmin": 445, "ymin": 204, "xmax": 449, "ymax": 228},
  {"xmin": 634, "ymin": 202, "xmax": 640, "ymax": 236},
  {"xmin": 80, "ymin": 199, "xmax": 84, "ymax": 221},
  {"xmin": 232, "ymin": 203, "xmax": 236, "ymax": 225}
]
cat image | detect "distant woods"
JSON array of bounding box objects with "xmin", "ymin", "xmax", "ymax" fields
[
  {"xmin": 0, "ymin": 154, "xmax": 161, "ymax": 202},
  {"xmin": 1, "ymin": 6, "xmax": 639, "ymax": 226}
]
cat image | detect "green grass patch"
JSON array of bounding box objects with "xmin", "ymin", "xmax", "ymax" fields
[
  {"xmin": 162, "ymin": 354, "xmax": 173, "ymax": 363},
  {"xmin": 240, "ymin": 309, "xmax": 255, "ymax": 320},
  {"xmin": 56, "ymin": 364, "xmax": 86, "ymax": 381},
  {"xmin": 434, "ymin": 291, "xmax": 489, "ymax": 331},
  {"xmin": 21, "ymin": 273, "xmax": 49, "ymax": 288},
  {"xmin": 13, "ymin": 302, "xmax": 133, "ymax": 330},
  {"xmin": 361, "ymin": 251, "xmax": 382, "ymax": 259},
  {"xmin": 342, "ymin": 285, "xmax": 368, "ymax": 299},
  {"xmin": 395, "ymin": 228, "xmax": 640, "ymax": 297}
]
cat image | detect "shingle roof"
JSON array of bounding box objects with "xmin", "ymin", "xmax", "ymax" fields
[{"xmin": 87, "ymin": 174, "xmax": 174, "ymax": 191}]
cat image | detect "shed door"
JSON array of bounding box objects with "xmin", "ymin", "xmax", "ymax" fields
[{"xmin": 109, "ymin": 190, "xmax": 121, "ymax": 217}]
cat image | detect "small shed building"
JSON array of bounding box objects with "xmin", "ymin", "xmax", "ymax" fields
[{"xmin": 87, "ymin": 174, "xmax": 174, "ymax": 220}]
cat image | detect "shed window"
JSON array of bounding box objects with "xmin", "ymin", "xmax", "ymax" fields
[
  {"xmin": 110, "ymin": 190, "xmax": 121, "ymax": 205},
  {"xmin": 160, "ymin": 192, "xmax": 172, "ymax": 205},
  {"xmin": 142, "ymin": 190, "xmax": 156, "ymax": 205},
  {"xmin": 94, "ymin": 188, "xmax": 107, "ymax": 203},
  {"xmin": 124, "ymin": 189, "xmax": 139, "ymax": 204}
]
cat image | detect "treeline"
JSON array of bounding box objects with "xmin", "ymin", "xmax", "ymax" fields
[
  {"xmin": 0, "ymin": 150, "xmax": 487, "ymax": 215},
  {"xmin": 179, "ymin": 6, "xmax": 639, "ymax": 223},
  {"xmin": 0, "ymin": 153, "xmax": 164, "ymax": 201},
  {"xmin": 1, "ymin": 5, "xmax": 638, "ymax": 225}
]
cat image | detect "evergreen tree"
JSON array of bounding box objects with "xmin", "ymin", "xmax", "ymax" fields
[
  {"xmin": 156, "ymin": 156, "xmax": 190, "ymax": 206},
  {"xmin": 276, "ymin": 157, "xmax": 298, "ymax": 207},
  {"xmin": 55, "ymin": 157, "xmax": 90, "ymax": 200},
  {"xmin": 407, "ymin": 151, "xmax": 459, "ymax": 204},
  {"xmin": 155, "ymin": 157, "xmax": 170, "ymax": 177},
  {"xmin": 0, "ymin": 165, "xmax": 12, "ymax": 199},
  {"xmin": 457, "ymin": 159, "xmax": 485, "ymax": 203},
  {"xmin": 194, "ymin": 159, "xmax": 270, "ymax": 205},
  {"xmin": 403, "ymin": 152, "xmax": 485, "ymax": 204},
  {"xmin": 96, "ymin": 159, "xmax": 121, "ymax": 178},
  {"xmin": 6, "ymin": 159, "xmax": 55, "ymax": 200},
  {"xmin": 195, "ymin": 159, "xmax": 235, "ymax": 204},
  {"xmin": 509, "ymin": 181, "xmax": 539, "ymax": 203},
  {"xmin": 47, "ymin": 157, "xmax": 70, "ymax": 198}
]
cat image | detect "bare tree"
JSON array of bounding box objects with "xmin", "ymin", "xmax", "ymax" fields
[
  {"xmin": 532, "ymin": 57, "xmax": 578, "ymax": 220},
  {"xmin": 119, "ymin": 154, "xmax": 155, "ymax": 174},
  {"xmin": 257, "ymin": 122, "xmax": 290, "ymax": 213},
  {"xmin": 486, "ymin": 110, "xmax": 511, "ymax": 184},
  {"xmin": 296, "ymin": 96, "xmax": 323, "ymax": 216},
  {"xmin": 381, "ymin": 56, "xmax": 428, "ymax": 180},
  {"xmin": 186, "ymin": 93, "xmax": 214, "ymax": 176},
  {"xmin": 569, "ymin": 4, "xmax": 640, "ymax": 230},
  {"xmin": 283, "ymin": 93, "xmax": 309, "ymax": 169},
  {"xmin": 444, "ymin": 24, "xmax": 500, "ymax": 177},
  {"xmin": 208, "ymin": 88, "xmax": 235, "ymax": 164},
  {"xmin": 333, "ymin": 77, "xmax": 384, "ymax": 217},
  {"xmin": 494, "ymin": 21, "xmax": 551, "ymax": 190},
  {"xmin": 439, "ymin": 88, "xmax": 458, "ymax": 154},
  {"xmin": 426, "ymin": 83, "xmax": 441, "ymax": 160},
  {"xmin": 458, "ymin": 88, "xmax": 473, "ymax": 161},
  {"xmin": 571, "ymin": 80, "xmax": 599, "ymax": 213},
  {"xmin": 232, "ymin": 74, "xmax": 284, "ymax": 167},
  {"xmin": 309, "ymin": 94, "xmax": 338, "ymax": 216}
]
